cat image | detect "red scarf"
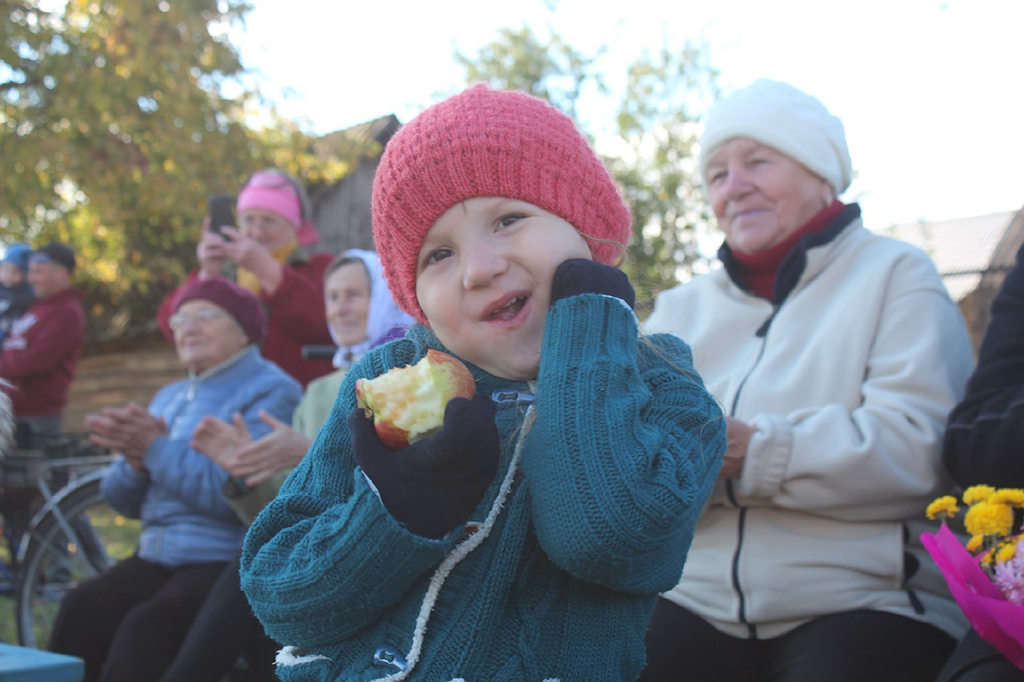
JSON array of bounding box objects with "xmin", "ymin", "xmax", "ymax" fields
[{"xmin": 731, "ymin": 201, "xmax": 845, "ymax": 300}]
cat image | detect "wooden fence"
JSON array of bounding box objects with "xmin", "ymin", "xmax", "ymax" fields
[{"xmin": 63, "ymin": 336, "xmax": 185, "ymax": 433}]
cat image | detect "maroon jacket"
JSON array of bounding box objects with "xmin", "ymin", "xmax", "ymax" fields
[
  {"xmin": 0, "ymin": 287, "xmax": 85, "ymax": 417},
  {"xmin": 157, "ymin": 251, "xmax": 334, "ymax": 388}
]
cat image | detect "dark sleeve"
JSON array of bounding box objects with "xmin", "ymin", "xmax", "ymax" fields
[
  {"xmin": 240, "ymin": 340, "xmax": 456, "ymax": 648},
  {"xmin": 524, "ymin": 296, "xmax": 725, "ymax": 594},
  {"xmin": 260, "ymin": 254, "xmax": 333, "ymax": 345},
  {"xmin": 943, "ymin": 243, "xmax": 1024, "ymax": 487}
]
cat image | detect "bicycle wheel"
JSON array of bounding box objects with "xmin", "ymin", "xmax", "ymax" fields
[{"xmin": 15, "ymin": 471, "xmax": 140, "ymax": 648}]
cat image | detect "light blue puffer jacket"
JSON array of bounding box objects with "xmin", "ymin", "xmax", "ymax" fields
[{"xmin": 102, "ymin": 346, "xmax": 302, "ymax": 567}]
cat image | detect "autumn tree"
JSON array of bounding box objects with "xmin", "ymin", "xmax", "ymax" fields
[
  {"xmin": 452, "ymin": 26, "xmax": 719, "ymax": 314},
  {"xmin": 611, "ymin": 43, "xmax": 719, "ymax": 311},
  {"xmin": 0, "ymin": 0, "xmax": 351, "ymax": 341},
  {"xmin": 453, "ymin": 26, "xmax": 607, "ymax": 122}
]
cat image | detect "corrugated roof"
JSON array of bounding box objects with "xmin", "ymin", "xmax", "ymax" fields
[{"xmin": 882, "ymin": 209, "xmax": 1021, "ymax": 300}]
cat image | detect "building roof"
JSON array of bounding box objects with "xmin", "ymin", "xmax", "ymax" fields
[
  {"xmin": 314, "ymin": 114, "xmax": 401, "ymax": 160},
  {"xmin": 882, "ymin": 207, "xmax": 1023, "ymax": 300}
]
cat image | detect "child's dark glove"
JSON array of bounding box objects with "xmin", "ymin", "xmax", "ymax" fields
[
  {"xmin": 550, "ymin": 258, "xmax": 635, "ymax": 309},
  {"xmin": 348, "ymin": 394, "xmax": 500, "ymax": 539}
]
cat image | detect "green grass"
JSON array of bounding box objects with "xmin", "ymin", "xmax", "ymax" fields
[
  {"xmin": 1, "ymin": 538, "xmax": 17, "ymax": 643},
  {"xmin": 0, "ymin": 594, "xmax": 16, "ymax": 643},
  {"xmin": 0, "ymin": 504, "xmax": 140, "ymax": 648}
]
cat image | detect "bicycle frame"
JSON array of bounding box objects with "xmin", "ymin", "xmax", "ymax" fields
[{"xmin": 15, "ymin": 465, "xmax": 111, "ymax": 568}]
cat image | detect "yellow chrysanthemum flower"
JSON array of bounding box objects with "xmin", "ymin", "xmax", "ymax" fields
[
  {"xmin": 965, "ymin": 500, "xmax": 1014, "ymax": 539},
  {"xmin": 991, "ymin": 489, "xmax": 1024, "ymax": 507},
  {"xmin": 996, "ymin": 542, "xmax": 1017, "ymax": 564},
  {"xmin": 966, "ymin": 535, "xmax": 984, "ymax": 552},
  {"xmin": 926, "ymin": 496, "xmax": 960, "ymax": 519},
  {"xmin": 963, "ymin": 485, "xmax": 997, "ymax": 505}
]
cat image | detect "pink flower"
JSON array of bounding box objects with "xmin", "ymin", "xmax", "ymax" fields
[
  {"xmin": 922, "ymin": 524, "xmax": 1024, "ymax": 670},
  {"xmin": 994, "ymin": 538, "xmax": 1024, "ymax": 606}
]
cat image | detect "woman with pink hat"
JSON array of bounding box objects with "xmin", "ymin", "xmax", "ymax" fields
[{"xmin": 158, "ymin": 170, "xmax": 334, "ymax": 387}]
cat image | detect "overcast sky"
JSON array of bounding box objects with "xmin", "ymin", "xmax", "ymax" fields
[{"xmin": 232, "ymin": 0, "xmax": 1024, "ymax": 229}]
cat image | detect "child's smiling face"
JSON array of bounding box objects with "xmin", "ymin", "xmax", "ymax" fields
[
  {"xmin": 0, "ymin": 262, "xmax": 24, "ymax": 288},
  {"xmin": 416, "ymin": 197, "xmax": 592, "ymax": 381}
]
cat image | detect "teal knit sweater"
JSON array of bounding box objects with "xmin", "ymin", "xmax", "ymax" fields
[{"xmin": 241, "ymin": 295, "xmax": 725, "ymax": 681}]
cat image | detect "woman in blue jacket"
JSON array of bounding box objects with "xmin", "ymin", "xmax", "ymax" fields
[{"xmin": 49, "ymin": 277, "xmax": 302, "ymax": 682}]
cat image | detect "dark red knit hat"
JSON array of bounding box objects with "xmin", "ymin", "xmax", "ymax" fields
[
  {"xmin": 174, "ymin": 276, "xmax": 267, "ymax": 345},
  {"xmin": 372, "ymin": 83, "xmax": 632, "ymax": 324}
]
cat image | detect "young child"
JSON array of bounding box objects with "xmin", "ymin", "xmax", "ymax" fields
[
  {"xmin": 240, "ymin": 84, "xmax": 726, "ymax": 682},
  {"xmin": 0, "ymin": 243, "xmax": 34, "ymax": 347}
]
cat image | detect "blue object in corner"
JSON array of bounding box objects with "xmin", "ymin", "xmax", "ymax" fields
[{"xmin": 0, "ymin": 644, "xmax": 84, "ymax": 682}]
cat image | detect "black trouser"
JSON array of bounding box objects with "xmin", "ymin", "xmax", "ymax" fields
[
  {"xmin": 639, "ymin": 597, "xmax": 955, "ymax": 682},
  {"xmin": 935, "ymin": 629, "xmax": 1024, "ymax": 682},
  {"xmin": 49, "ymin": 555, "xmax": 228, "ymax": 682},
  {"xmin": 160, "ymin": 557, "xmax": 279, "ymax": 682}
]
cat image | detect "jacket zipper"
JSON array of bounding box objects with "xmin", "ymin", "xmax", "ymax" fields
[{"xmin": 724, "ymin": 306, "xmax": 777, "ymax": 639}]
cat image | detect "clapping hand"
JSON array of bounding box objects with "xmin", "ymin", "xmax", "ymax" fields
[
  {"xmin": 192, "ymin": 411, "xmax": 310, "ymax": 488},
  {"xmin": 229, "ymin": 411, "xmax": 312, "ymax": 487},
  {"xmin": 191, "ymin": 412, "xmax": 251, "ymax": 472},
  {"xmin": 85, "ymin": 402, "xmax": 167, "ymax": 472}
]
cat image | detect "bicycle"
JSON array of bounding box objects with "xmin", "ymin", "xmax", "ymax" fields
[{"xmin": 0, "ymin": 432, "xmax": 140, "ymax": 648}]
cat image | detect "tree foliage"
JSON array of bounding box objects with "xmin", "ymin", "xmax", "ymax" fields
[
  {"xmin": 453, "ymin": 26, "xmax": 607, "ymax": 121},
  {"xmin": 0, "ymin": 0, "xmax": 351, "ymax": 342},
  {"xmin": 452, "ymin": 26, "xmax": 719, "ymax": 315},
  {"xmin": 611, "ymin": 43, "xmax": 719, "ymax": 310}
]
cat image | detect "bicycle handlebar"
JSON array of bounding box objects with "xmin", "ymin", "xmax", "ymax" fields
[{"xmin": 302, "ymin": 345, "xmax": 337, "ymax": 361}]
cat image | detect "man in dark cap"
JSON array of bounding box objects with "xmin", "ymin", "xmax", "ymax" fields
[{"xmin": 0, "ymin": 241, "xmax": 85, "ymax": 446}]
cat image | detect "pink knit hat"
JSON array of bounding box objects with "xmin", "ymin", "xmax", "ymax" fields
[
  {"xmin": 237, "ymin": 170, "xmax": 319, "ymax": 247},
  {"xmin": 372, "ymin": 83, "xmax": 632, "ymax": 324}
]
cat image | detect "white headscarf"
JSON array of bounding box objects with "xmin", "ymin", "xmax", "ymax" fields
[{"xmin": 329, "ymin": 249, "xmax": 414, "ymax": 369}]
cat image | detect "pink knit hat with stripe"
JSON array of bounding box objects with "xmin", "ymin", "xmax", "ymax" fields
[{"xmin": 372, "ymin": 84, "xmax": 632, "ymax": 324}]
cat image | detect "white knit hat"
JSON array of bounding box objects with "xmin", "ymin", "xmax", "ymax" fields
[{"xmin": 699, "ymin": 79, "xmax": 853, "ymax": 195}]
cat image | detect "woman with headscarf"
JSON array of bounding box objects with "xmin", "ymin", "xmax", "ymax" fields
[
  {"xmin": 158, "ymin": 250, "xmax": 412, "ymax": 682},
  {"xmin": 639, "ymin": 79, "xmax": 975, "ymax": 681},
  {"xmin": 158, "ymin": 170, "xmax": 335, "ymax": 387},
  {"xmin": 50, "ymin": 277, "xmax": 302, "ymax": 682}
]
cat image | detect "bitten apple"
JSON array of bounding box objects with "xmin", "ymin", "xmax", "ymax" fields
[{"xmin": 355, "ymin": 349, "xmax": 476, "ymax": 450}]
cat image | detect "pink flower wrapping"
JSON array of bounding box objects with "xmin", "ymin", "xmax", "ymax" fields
[{"xmin": 922, "ymin": 524, "xmax": 1024, "ymax": 670}]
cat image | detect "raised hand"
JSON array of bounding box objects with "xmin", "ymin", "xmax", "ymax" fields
[
  {"xmin": 218, "ymin": 226, "xmax": 283, "ymax": 293},
  {"xmin": 196, "ymin": 216, "xmax": 229, "ymax": 279},
  {"xmin": 348, "ymin": 394, "xmax": 500, "ymax": 539},
  {"xmin": 550, "ymin": 258, "xmax": 635, "ymax": 309}
]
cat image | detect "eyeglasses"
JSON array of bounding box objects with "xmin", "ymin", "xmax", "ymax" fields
[{"xmin": 169, "ymin": 309, "xmax": 226, "ymax": 331}]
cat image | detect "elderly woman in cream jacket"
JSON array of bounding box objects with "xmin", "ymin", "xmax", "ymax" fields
[{"xmin": 640, "ymin": 80, "xmax": 974, "ymax": 682}]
